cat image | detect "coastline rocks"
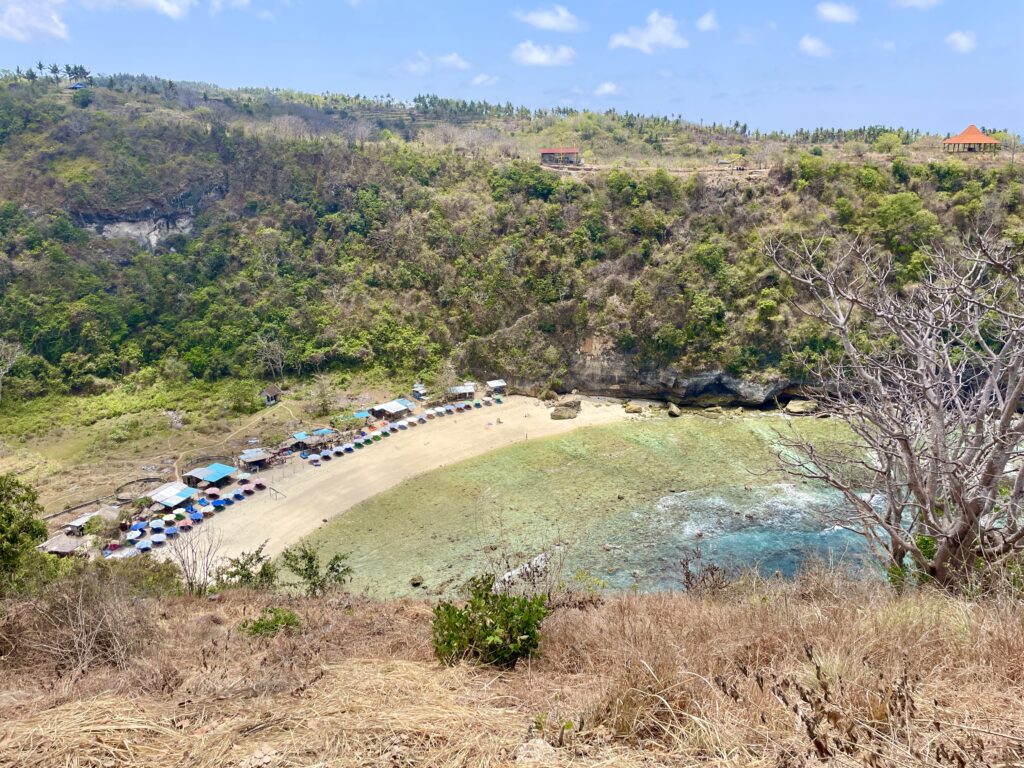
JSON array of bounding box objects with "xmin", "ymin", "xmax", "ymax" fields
[
  {"xmin": 784, "ymin": 399, "xmax": 819, "ymax": 415},
  {"xmin": 667, "ymin": 402, "xmax": 682, "ymax": 417},
  {"xmin": 550, "ymin": 406, "xmax": 579, "ymax": 420}
]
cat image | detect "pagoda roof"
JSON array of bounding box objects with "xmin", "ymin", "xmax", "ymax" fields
[{"xmin": 943, "ymin": 124, "xmax": 999, "ymax": 145}]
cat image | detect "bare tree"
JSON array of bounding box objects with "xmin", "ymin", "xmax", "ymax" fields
[
  {"xmin": 166, "ymin": 526, "xmax": 223, "ymax": 596},
  {"xmin": 0, "ymin": 340, "xmax": 23, "ymax": 405},
  {"xmin": 310, "ymin": 372, "xmax": 335, "ymax": 417},
  {"xmin": 253, "ymin": 334, "xmax": 286, "ymax": 380},
  {"xmin": 768, "ymin": 233, "xmax": 1024, "ymax": 590}
]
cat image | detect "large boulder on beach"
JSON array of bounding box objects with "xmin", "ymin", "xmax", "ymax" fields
[
  {"xmin": 554, "ymin": 397, "xmax": 582, "ymax": 412},
  {"xmin": 784, "ymin": 399, "xmax": 819, "ymax": 415},
  {"xmin": 551, "ymin": 406, "xmax": 579, "ymax": 420},
  {"xmin": 667, "ymin": 402, "xmax": 682, "ymax": 417},
  {"xmin": 624, "ymin": 402, "xmax": 644, "ymax": 414}
]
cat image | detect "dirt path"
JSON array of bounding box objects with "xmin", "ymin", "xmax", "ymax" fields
[{"xmin": 204, "ymin": 397, "xmax": 630, "ymax": 560}]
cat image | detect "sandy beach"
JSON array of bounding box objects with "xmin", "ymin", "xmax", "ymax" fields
[{"xmin": 203, "ymin": 396, "xmax": 629, "ymax": 560}]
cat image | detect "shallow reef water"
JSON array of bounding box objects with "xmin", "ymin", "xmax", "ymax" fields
[{"xmin": 306, "ymin": 415, "xmax": 873, "ymax": 598}]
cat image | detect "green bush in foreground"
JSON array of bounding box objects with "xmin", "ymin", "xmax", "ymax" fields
[
  {"xmin": 432, "ymin": 574, "xmax": 549, "ymax": 668},
  {"xmin": 280, "ymin": 544, "xmax": 352, "ymax": 597},
  {"xmin": 240, "ymin": 607, "xmax": 301, "ymax": 638}
]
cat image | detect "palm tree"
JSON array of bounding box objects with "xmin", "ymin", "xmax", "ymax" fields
[
  {"xmin": 36, "ymin": 61, "xmax": 44, "ymax": 77},
  {"xmin": 49, "ymin": 63, "xmax": 60, "ymax": 81}
]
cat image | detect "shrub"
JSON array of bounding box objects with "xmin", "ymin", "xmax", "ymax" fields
[
  {"xmin": 215, "ymin": 542, "xmax": 278, "ymax": 590},
  {"xmin": 280, "ymin": 544, "xmax": 352, "ymax": 597},
  {"xmin": 0, "ymin": 474, "xmax": 49, "ymax": 595},
  {"xmin": 240, "ymin": 607, "xmax": 300, "ymax": 638},
  {"xmin": 432, "ymin": 574, "xmax": 549, "ymax": 668}
]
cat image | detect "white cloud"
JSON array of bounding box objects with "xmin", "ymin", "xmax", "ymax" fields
[
  {"xmin": 595, "ymin": 81, "xmax": 619, "ymax": 96},
  {"xmin": 513, "ymin": 4, "xmax": 580, "ymax": 32},
  {"xmin": 816, "ymin": 2, "xmax": 857, "ymax": 23},
  {"xmin": 0, "ymin": 0, "xmax": 68, "ymax": 40},
  {"xmin": 210, "ymin": 0, "xmax": 248, "ymax": 12},
  {"xmin": 436, "ymin": 52, "xmax": 470, "ymax": 70},
  {"xmin": 470, "ymin": 73, "xmax": 498, "ymax": 86},
  {"xmin": 511, "ymin": 40, "xmax": 576, "ymax": 66},
  {"xmin": 696, "ymin": 9, "xmax": 717, "ymax": 32},
  {"xmin": 892, "ymin": 0, "xmax": 940, "ymax": 8},
  {"xmin": 84, "ymin": 0, "xmax": 196, "ymax": 19},
  {"xmin": 609, "ymin": 11, "xmax": 688, "ymax": 54},
  {"xmin": 401, "ymin": 51, "xmax": 472, "ymax": 76},
  {"xmin": 798, "ymin": 34, "xmax": 832, "ymax": 57},
  {"xmin": 876, "ymin": 39, "xmax": 896, "ymax": 50},
  {"xmin": 944, "ymin": 29, "xmax": 976, "ymax": 53}
]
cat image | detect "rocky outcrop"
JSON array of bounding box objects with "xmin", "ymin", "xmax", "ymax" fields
[
  {"xmin": 550, "ymin": 406, "xmax": 579, "ymax": 420},
  {"xmin": 85, "ymin": 214, "xmax": 194, "ymax": 248},
  {"xmin": 784, "ymin": 399, "xmax": 819, "ymax": 415}
]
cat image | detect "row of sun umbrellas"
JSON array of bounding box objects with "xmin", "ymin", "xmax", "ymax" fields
[
  {"xmin": 304, "ymin": 398, "xmax": 503, "ymax": 463},
  {"xmin": 125, "ymin": 479, "xmax": 267, "ymax": 551}
]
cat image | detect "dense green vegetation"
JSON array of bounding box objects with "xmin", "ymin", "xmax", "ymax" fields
[{"xmin": 0, "ymin": 73, "xmax": 1022, "ymax": 405}]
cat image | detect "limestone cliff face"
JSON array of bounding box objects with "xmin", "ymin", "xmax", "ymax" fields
[
  {"xmin": 470, "ymin": 333, "xmax": 791, "ymax": 407},
  {"xmin": 560, "ymin": 349, "xmax": 788, "ymax": 405}
]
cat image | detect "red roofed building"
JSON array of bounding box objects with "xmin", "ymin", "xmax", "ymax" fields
[
  {"xmin": 942, "ymin": 125, "xmax": 1000, "ymax": 153},
  {"xmin": 540, "ymin": 147, "xmax": 582, "ymax": 165}
]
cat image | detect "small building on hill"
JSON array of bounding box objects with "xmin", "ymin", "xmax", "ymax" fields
[
  {"xmin": 239, "ymin": 448, "xmax": 273, "ymax": 470},
  {"xmin": 540, "ymin": 147, "xmax": 582, "ymax": 166},
  {"xmin": 412, "ymin": 383, "xmax": 429, "ymax": 400},
  {"xmin": 943, "ymin": 125, "xmax": 1000, "ymax": 153},
  {"xmin": 446, "ymin": 383, "xmax": 476, "ymax": 401},
  {"xmin": 260, "ymin": 384, "xmax": 283, "ymax": 406},
  {"xmin": 146, "ymin": 481, "xmax": 199, "ymax": 509},
  {"xmin": 39, "ymin": 532, "xmax": 89, "ymax": 557},
  {"xmin": 486, "ymin": 379, "xmax": 508, "ymax": 395}
]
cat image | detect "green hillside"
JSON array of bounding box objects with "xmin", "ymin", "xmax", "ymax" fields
[{"xmin": 0, "ymin": 72, "xmax": 1021, "ymax": 403}]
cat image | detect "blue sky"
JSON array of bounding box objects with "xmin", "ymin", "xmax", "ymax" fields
[{"xmin": 1, "ymin": 1, "xmax": 1021, "ymax": 132}]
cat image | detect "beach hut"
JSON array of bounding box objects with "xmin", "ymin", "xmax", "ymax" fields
[{"xmin": 486, "ymin": 379, "xmax": 508, "ymax": 395}]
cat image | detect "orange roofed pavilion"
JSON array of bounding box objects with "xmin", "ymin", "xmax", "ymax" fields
[{"xmin": 942, "ymin": 124, "xmax": 1000, "ymax": 153}]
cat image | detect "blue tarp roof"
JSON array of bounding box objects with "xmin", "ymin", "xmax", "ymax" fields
[
  {"xmin": 396, "ymin": 398, "xmax": 416, "ymax": 409},
  {"xmin": 293, "ymin": 431, "xmax": 309, "ymax": 440},
  {"xmin": 353, "ymin": 411, "xmax": 370, "ymax": 419},
  {"xmin": 185, "ymin": 463, "xmax": 238, "ymax": 484},
  {"xmin": 313, "ymin": 428, "xmax": 336, "ymax": 436}
]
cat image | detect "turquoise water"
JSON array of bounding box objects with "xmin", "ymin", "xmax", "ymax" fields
[{"xmin": 558, "ymin": 483, "xmax": 872, "ymax": 591}]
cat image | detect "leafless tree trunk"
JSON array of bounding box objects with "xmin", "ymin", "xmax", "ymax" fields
[
  {"xmin": 310, "ymin": 372, "xmax": 335, "ymax": 417},
  {"xmin": 767, "ymin": 233, "xmax": 1024, "ymax": 590},
  {"xmin": 0, "ymin": 340, "xmax": 23, "ymax": 404},
  {"xmin": 167, "ymin": 526, "xmax": 223, "ymax": 595},
  {"xmin": 253, "ymin": 334, "xmax": 286, "ymax": 380}
]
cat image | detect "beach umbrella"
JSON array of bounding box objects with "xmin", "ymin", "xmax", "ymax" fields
[
  {"xmin": 444, "ymin": 404, "xmax": 455, "ymax": 413},
  {"xmin": 434, "ymin": 407, "xmax": 446, "ymax": 416},
  {"xmin": 320, "ymin": 450, "xmax": 332, "ymax": 459},
  {"xmin": 173, "ymin": 510, "xmax": 185, "ymax": 520},
  {"xmin": 205, "ymin": 487, "xmax": 220, "ymax": 497},
  {"xmin": 135, "ymin": 539, "xmax": 152, "ymax": 552},
  {"xmin": 189, "ymin": 512, "xmax": 204, "ymax": 522},
  {"xmin": 417, "ymin": 414, "xmax": 427, "ymax": 424},
  {"xmin": 255, "ymin": 480, "xmax": 266, "ymax": 489},
  {"xmin": 343, "ymin": 443, "xmax": 355, "ymax": 452},
  {"xmin": 151, "ymin": 533, "xmax": 167, "ymax": 546},
  {"xmin": 334, "ymin": 445, "xmax": 345, "ymax": 455},
  {"xmin": 372, "ymin": 433, "xmax": 382, "ymax": 441},
  {"xmin": 425, "ymin": 409, "xmax": 435, "ymax": 419},
  {"xmin": 164, "ymin": 526, "xmax": 179, "ymax": 537},
  {"xmin": 149, "ymin": 518, "xmax": 165, "ymax": 530},
  {"xmin": 224, "ymin": 498, "xmax": 235, "ymax": 506},
  {"xmin": 243, "ymin": 486, "xmax": 255, "ymax": 495},
  {"xmin": 162, "ymin": 514, "xmax": 177, "ymax": 525},
  {"xmin": 233, "ymin": 491, "xmax": 245, "ymax": 501},
  {"xmin": 198, "ymin": 497, "xmax": 209, "ymax": 507},
  {"xmin": 473, "ymin": 400, "xmax": 482, "ymax": 408},
  {"xmin": 126, "ymin": 530, "xmax": 142, "ymax": 542},
  {"xmin": 177, "ymin": 519, "xmax": 193, "ymax": 531},
  {"xmin": 129, "ymin": 521, "xmax": 147, "ymax": 532},
  {"xmin": 212, "ymin": 499, "xmax": 226, "ymax": 509},
  {"xmin": 185, "ymin": 505, "xmax": 196, "ymax": 513},
  {"xmin": 397, "ymin": 421, "xmax": 408, "ymax": 430},
  {"xmin": 483, "ymin": 397, "xmax": 493, "ymax": 405}
]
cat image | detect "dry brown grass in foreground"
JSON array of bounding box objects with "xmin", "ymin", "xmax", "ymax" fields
[{"xmin": 2, "ymin": 570, "xmax": 1024, "ymax": 767}]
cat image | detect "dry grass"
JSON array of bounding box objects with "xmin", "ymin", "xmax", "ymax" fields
[{"xmin": 3, "ymin": 573, "xmax": 1024, "ymax": 767}]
